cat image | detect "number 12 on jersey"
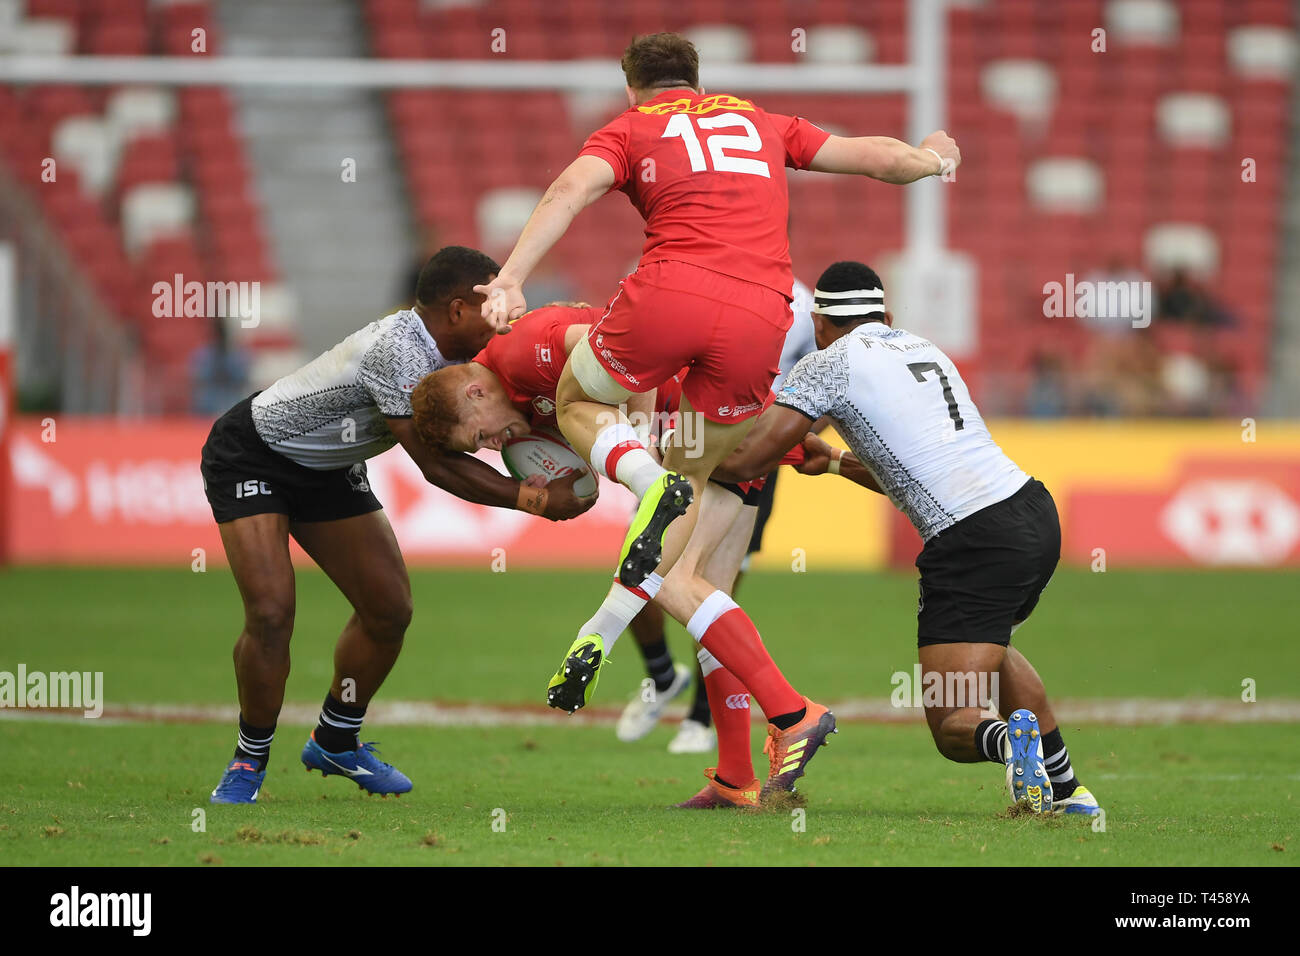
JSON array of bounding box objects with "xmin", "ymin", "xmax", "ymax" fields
[
  {"xmin": 662, "ymin": 112, "xmax": 771, "ymax": 178},
  {"xmin": 908, "ymin": 361, "xmax": 965, "ymax": 431}
]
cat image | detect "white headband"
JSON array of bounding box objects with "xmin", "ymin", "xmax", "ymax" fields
[{"xmin": 812, "ymin": 287, "xmax": 885, "ymax": 317}]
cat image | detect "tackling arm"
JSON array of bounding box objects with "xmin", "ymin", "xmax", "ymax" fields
[
  {"xmin": 711, "ymin": 404, "xmax": 814, "ymax": 483},
  {"xmin": 387, "ymin": 417, "xmax": 595, "ymax": 520},
  {"xmin": 796, "ymin": 433, "xmax": 884, "ymax": 495}
]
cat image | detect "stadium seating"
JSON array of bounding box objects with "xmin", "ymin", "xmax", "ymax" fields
[
  {"xmin": 0, "ymin": 0, "xmax": 286, "ymax": 412},
  {"xmin": 365, "ymin": 0, "xmax": 1290, "ymax": 412},
  {"xmin": 5, "ymin": 0, "xmax": 1291, "ymax": 413}
]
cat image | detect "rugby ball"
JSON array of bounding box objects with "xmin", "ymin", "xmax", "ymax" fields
[{"xmin": 501, "ymin": 427, "xmax": 598, "ymax": 497}]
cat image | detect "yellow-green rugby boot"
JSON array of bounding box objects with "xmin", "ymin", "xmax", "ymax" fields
[
  {"xmin": 546, "ymin": 634, "xmax": 606, "ymax": 713},
  {"xmin": 616, "ymin": 472, "xmax": 693, "ymax": 588}
]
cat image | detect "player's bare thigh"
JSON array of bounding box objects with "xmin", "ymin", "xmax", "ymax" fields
[
  {"xmin": 217, "ymin": 512, "xmax": 295, "ymax": 639},
  {"xmin": 289, "ymin": 510, "xmax": 412, "ymax": 639},
  {"xmin": 556, "ymin": 337, "xmax": 637, "ymax": 460}
]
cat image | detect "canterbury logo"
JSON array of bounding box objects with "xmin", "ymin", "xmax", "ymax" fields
[
  {"xmin": 638, "ymin": 93, "xmax": 756, "ymax": 116},
  {"xmin": 1026, "ymin": 785, "xmax": 1043, "ymax": 812},
  {"xmin": 725, "ymin": 694, "xmax": 749, "ymax": 710}
]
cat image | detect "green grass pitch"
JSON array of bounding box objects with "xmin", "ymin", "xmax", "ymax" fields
[{"xmin": 1, "ymin": 567, "xmax": 1295, "ymax": 866}]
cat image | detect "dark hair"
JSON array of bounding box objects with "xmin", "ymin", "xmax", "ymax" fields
[
  {"xmin": 814, "ymin": 261, "xmax": 886, "ymax": 327},
  {"xmin": 621, "ymin": 33, "xmax": 699, "ymax": 91},
  {"xmin": 415, "ymin": 246, "xmax": 500, "ymax": 308}
]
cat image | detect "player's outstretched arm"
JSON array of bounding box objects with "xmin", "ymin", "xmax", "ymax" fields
[
  {"xmin": 388, "ymin": 417, "xmax": 596, "ymax": 520},
  {"xmin": 809, "ymin": 130, "xmax": 960, "ymax": 184},
  {"xmin": 473, "ymin": 156, "xmax": 616, "ymax": 333},
  {"xmin": 712, "ymin": 405, "xmax": 814, "ymax": 483},
  {"xmin": 796, "ymin": 433, "xmax": 883, "ymax": 494}
]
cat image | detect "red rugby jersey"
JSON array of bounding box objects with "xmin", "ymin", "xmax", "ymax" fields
[
  {"xmin": 579, "ymin": 90, "xmax": 829, "ymax": 298},
  {"xmin": 474, "ymin": 305, "xmax": 602, "ymax": 427}
]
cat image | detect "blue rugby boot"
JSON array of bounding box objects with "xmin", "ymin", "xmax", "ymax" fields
[
  {"xmin": 210, "ymin": 758, "xmax": 266, "ymax": 804},
  {"xmin": 301, "ymin": 733, "xmax": 413, "ymax": 796},
  {"xmin": 1005, "ymin": 710, "xmax": 1053, "ymax": 813}
]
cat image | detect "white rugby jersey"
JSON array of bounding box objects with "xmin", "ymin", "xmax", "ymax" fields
[
  {"xmin": 776, "ymin": 323, "xmax": 1029, "ymax": 541},
  {"xmin": 774, "ymin": 279, "xmax": 817, "ymax": 393},
  {"xmin": 251, "ymin": 309, "xmax": 457, "ymax": 470}
]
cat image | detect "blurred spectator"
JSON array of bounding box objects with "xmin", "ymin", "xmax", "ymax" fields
[
  {"xmin": 1159, "ymin": 350, "xmax": 1212, "ymax": 416},
  {"xmin": 1205, "ymin": 358, "xmax": 1250, "ymax": 418},
  {"xmin": 1025, "ymin": 352, "xmax": 1068, "ymax": 417},
  {"xmin": 1078, "ymin": 331, "xmax": 1164, "ymax": 416},
  {"xmin": 1156, "ymin": 268, "xmax": 1235, "ymax": 327},
  {"xmin": 191, "ymin": 317, "xmax": 250, "ymax": 416}
]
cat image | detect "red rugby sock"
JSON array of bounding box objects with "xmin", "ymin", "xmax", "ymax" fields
[
  {"xmin": 699, "ymin": 652, "xmax": 754, "ymax": 786},
  {"xmin": 687, "ymin": 591, "xmax": 803, "ymax": 720}
]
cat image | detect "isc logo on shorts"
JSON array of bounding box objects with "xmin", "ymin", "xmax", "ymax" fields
[
  {"xmin": 724, "ymin": 693, "xmax": 749, "ymax": 710},
  {"xmin": 235, "ymin": 480, "xmax": 271, "ymax": 498}
]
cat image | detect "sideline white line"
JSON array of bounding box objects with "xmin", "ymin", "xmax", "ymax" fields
[{"xmin": 2, "ymin": 698, "xmax": 1296, "ymax": 727}]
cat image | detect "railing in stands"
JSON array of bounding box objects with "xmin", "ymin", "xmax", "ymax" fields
[{"xmin": 0, "ymin": 162, "xmax": 143, "ymax": 415}]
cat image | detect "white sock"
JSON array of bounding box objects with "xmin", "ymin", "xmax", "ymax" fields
[
  {"xmin": 590, "ymin": 421, "xmax": 665, "ymax": 499},
  {"xmin": 617, "ymin": 448, "xmax": 666, "ymax": 500},
  {"xmin": 577, "ymin": 574, "xmax": 663, "ymax": 656}
]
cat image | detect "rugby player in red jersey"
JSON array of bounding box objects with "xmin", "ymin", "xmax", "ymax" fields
[
  {"xmin": 413, "ymin": 304, "xmax": 788, "ymax": 807},
  {"xmin": 474, "ymin": 33, "xmax": 960, "ymax": 800},
  {"xmin": 201, "ymin": 248, "xmax": 596, "ymax": 805}
]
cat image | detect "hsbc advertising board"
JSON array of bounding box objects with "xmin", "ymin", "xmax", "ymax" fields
[{"xmin": 7, "ymin": 417, "xmax": 1300, "ymax": 568}]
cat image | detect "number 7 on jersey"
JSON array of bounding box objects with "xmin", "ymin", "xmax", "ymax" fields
[{"xmin": 908, "ymin": 361, "xmax": 965, "ymax": 431}]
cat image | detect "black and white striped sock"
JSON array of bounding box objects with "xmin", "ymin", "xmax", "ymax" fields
[
  {"xmin": 637, "ymin": 639, "xmax": 677, "ymax": 693},
  {"xmin": 234, "ymin": 715, "xmax": 275, "ymax": 770},
  {"xmin": 1041, "ymin": 727, "xmax": 1078, "ymax": 799},
  {"xmin": 314, "ymin": 693, "xmax": 365, "ymax": 754},
  {"xmin": 975, "ymin": 719, "xmax": 1009, "ymax": 764}
]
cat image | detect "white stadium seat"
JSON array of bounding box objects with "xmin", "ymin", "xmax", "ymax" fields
[
  {"xmin": 1227, "ymin": 26, "xmax": 1297, "ymax": 81},
  {"xmin": 237, "ymin": 282, "xmax": 298, "ymax": 336},
  {"xmin": 52, "ymin": 116, "xmax": 115, "ymax": 196},
  {"xmin": 1104, "ymin": 0, "xmax": 1180, "ymax": 46},
  {"xmin": 1144, "ymin": 223, "xmax": 1219, "ymax": 276},
  {"xmin": 684, "ymin": 24, "xmax": 752, "ymax": 64},
  {"xmin": 805, "ymin": 25, "xmax": 875, "ymax": 64},
  {"xmin": 981, "ymin": 59, "xmax": 1057, "ymax": 125},
  {"xmin": 564, "ymin": 68, "xmax": 628, "ymax": 134},
  {"xmin": 1026, "ymin": 158, "xmax": 1104, "ymax": 214},
  {"xmin": 120, "ymin": 183, "xmax": 196, "ymax": 256},
  {"xmin": 477, "ymin": 186, "xmax": 544, "ymax": 251},
  {"xmin": 10, "ymin": 17, "xmax": 76, "ymax": 55},
  {"xmin": 106, "ymin": 87, "xmax": 177, "ymax": 144},
  {"xmin": 1156, "ymin": 92, "xmax": 1230, "ymax": 148}
]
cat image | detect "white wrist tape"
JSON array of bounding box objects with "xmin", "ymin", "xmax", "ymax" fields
[
  {"xmin": 828, "ymin": 448, "xmax": 844, "ymax": 475},
  {"xmin": 923, "ymin": 147, "xmax": 945, "ymax": 175}
]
